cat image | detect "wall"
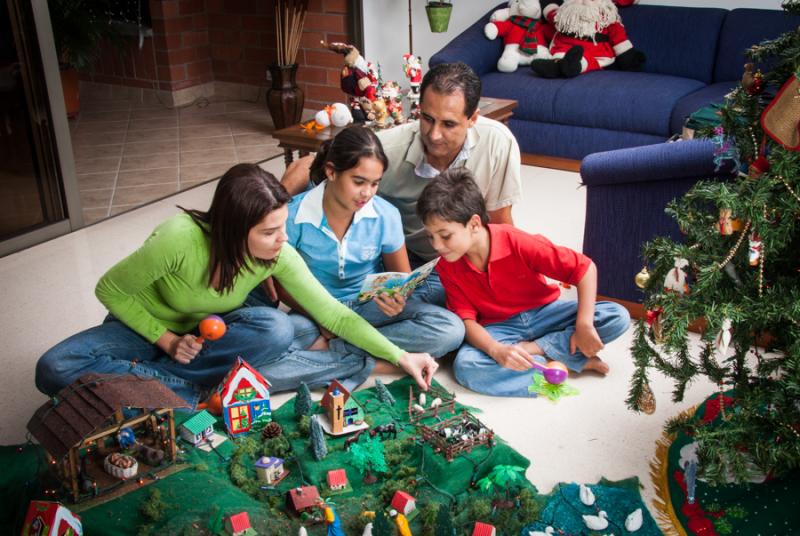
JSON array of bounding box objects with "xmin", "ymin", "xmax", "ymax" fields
[{"xmin": 363, "ymin": 0, "xmax": 783, "ymax": 87}]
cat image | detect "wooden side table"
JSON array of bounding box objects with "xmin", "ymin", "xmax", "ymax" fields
[{"xmin": 272, "ymin": 97, "xmax": 517, "ymax": 165}]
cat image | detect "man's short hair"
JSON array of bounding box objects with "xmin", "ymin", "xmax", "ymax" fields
[
  {"xmin": 419, "ymin": 62, "xmax": 482, "ymax": 118},
  {"xmin": 417, "ymin": 168, "xmax": 489, "ymax": 226}
]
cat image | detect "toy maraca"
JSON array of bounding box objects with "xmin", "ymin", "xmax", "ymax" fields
[
  {"xmin": 196, "ymin": 314, "xmax": 226, "ymax": 343},
  {"xmin": 531, "ymin": 360, "xmax": 568, "ymax": 385}
]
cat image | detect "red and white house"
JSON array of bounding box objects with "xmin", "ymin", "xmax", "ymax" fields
[
  {"xmin": 21, "ymin": 501, "xmax": 83, "ymax": 536},
  {"xmin": 218, "ymin": 357, "xmax": 272, "ymax": 437},
  {"xmin": 390, "ymin": 490, "xmax": 416, "ymax": 515},
  {"xmin": 327, "ymin": 468, "xmax": 348, "ymax": 491},
  {"xmin": 472, "ymin": 521, "xmax": 497, "ymax": 536},
  {"xmin": 225, "ymin": 511, "xmax": 251, "ymax": 536}
]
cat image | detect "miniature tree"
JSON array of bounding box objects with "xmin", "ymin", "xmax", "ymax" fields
[
  {"xmin": 434, "ymin": 503, "xmax": 456, "ymax": 536},
  {"xmin": 348, "ymin": 436, "xmax": 388, "ymax": 484},
  {"xmin": 626, "ymin": 0, "xmax": 800, "ymax": 485},
  {"xmin": 374, "ymin": 379, "xmax": 396, "ymax": 405},
  {"xmin": 310, "ymin": 415, "xmax": 328, "ymax": 460},
  {"xmin": 372, "ymin": 509, "xmax": 392, "ymax": 536},
  {"xmin": 476, "ymin": 465, "xmax": 526, "ymax": 509},
  {"xmin": 139, "ymin": 488, "xmax": 166, "ymax": 522},
  {"xmin": 295, "ymin": 382, "xmax": 313, "ymax": 418}
]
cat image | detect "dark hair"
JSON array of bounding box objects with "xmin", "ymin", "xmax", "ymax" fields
[
  {"xmin": 180, "ymin": 163, "xmax": 291, "ymax": 293},
  {"xmin": 419, "ymin": 62, "xmax": 482, "ymax": 118},
  {"xmin": 309, "ymin": 125, "xmax": 389, "ymax": 185},
  {"xmin": 417, "ymin": 168, "xmax": 489, "ymax": 226}
]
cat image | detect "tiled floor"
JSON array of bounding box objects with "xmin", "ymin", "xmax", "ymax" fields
[{"xmin": 69, "ymin": 98, "xmax": 284, "ymax": 224}]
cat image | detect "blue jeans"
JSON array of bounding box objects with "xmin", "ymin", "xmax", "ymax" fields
[
  {"xmin": 409, "ymin": 252, "xmax": 446, "ymax": 307},
  {"xmin": 35, "ymin": 307, "xmax": 296, "ymax": 407},
  {"xmin": 453, "ymin": 300, "xmax": 631, "ymax": 397}
]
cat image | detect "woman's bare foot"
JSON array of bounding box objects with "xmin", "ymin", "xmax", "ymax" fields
[
  {"xmin": 308, "ymin": 335, "xmax": 329, "ymax": 351},
  {"xmin": 583, "ymin": 357, "xmax": 610, "ymax": 375}
]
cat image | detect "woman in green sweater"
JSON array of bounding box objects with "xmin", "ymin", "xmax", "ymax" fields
[{"xmin": 35, "ymin": 164, "xmax": 437, "ymax": 407}]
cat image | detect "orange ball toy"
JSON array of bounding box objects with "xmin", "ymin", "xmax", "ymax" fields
[{"xmin": 196, "ymin": 314, "xmax": 226, "ymax": 343}]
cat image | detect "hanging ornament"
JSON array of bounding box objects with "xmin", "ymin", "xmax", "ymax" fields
[
  {"xmin": 646, "ymin": 307, "xmax": 665, "ymax": 344},
  {"xmin": 748, "ymin": 232, "xmax": 763, "ymax": 266},
  {"xmin": 636, "ymin": 381, "xmax": 656, "ymax": 415},
  {"xmin": 723, "ymin": 262, "xmax": 742, "ymax": 286},
  {"xmin": 748, "ymin": 154, "xmax": 770, "ymax": 179},
  {"xmin": 634, "ymin": 266, "xmax": 651, "ymax": 289},
  {"xmin": 714, "ymin": 318, "xmax": 732, "ymax": 357},
  {"xmin": 761, "ymin": 74, "xmax": 800, "ymax": 151},
  {"xmin": 664, "ymin": 257, "xmax": 690, "ymax": 294},
  {"xmin": 718, "ymin": 207, "xmax": 734, "ymax": 235},
  {"xmin": 746, "ymin": 69, "xmax": 765, "ymax": 96},
  {"xmin": 711, "ymin": 126, "xmax": 741, "ymax": 170}
]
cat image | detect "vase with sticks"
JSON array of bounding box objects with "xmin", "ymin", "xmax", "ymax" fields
[{"xmin": 267, "ymin": 0, "xmax": 308, "ymax": 130}]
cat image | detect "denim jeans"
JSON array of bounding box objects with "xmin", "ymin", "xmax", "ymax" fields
[
  {"xmin": 408, "ymin": 252, "xmax": 446, "ymax": 307},
  {"xmin": 453, "ymin": 300, "xmax": 631, "ymax": 397},
  {"xmin": 35, "ymin": 306, "xmax": 297, "ymax": 407}
]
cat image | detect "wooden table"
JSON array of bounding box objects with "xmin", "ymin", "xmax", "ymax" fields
[{"xmin": 272, "ymin": 97, "xmax": 517, "ymax": 165}]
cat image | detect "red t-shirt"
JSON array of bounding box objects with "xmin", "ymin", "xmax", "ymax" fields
[{"xmin": 436, "ymin": 224, "xmax": 592, "ymax": 325}]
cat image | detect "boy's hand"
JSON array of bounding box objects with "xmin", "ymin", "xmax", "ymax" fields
[
  {"xmin": 374, "ymin": 293, "xmax": 406, "ymax": 317},
  {"xmin": 570, "ymin": 324, "xmax": 604, "ymax": 357},
  {"xmin": 489, "ymin": 343, "xmax": 536, "ymax": 371}
]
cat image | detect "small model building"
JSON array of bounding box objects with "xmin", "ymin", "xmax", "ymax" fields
[
  {"xmin": 254, "ymin": 456, "xmax": 287, "ymax": 485},
  {"xmin": 390, "ymin": 490, "xmax": 416, "ymax": 515},
  {"xmin": 472, "ymin": 521, "xmax": 497, "ymax": 536},
  {"xmin": 21, "ymin": 501, "xmax": 82, "ymax": 536},
  {"xmin": 225, "ymin": 511, "xmax": 255, "ymax": 536},
  {"xmin": 418, "ymin": 410, "xmax": 495, "ymax": 462},
  {"xmin": 26, "ymin": 374, "xmax": 188, "ymax": 503},
  {"xmin": 286, "ymin": 485, "xmax": 321, "ymax": 515},
  {"xmin": 219, "ymin": 357, "xmax": 273, "ymax": 437},
  {"xmin": 326, "ymin": 468, "xmax": 348, "ymax": 491},
  {"xmin": 179, "ymin": 410, "xmax": 216, "ymax": 446},
  {"xmin": 319, "ymin": 380, "xmax": 367, "ymax": 436}
]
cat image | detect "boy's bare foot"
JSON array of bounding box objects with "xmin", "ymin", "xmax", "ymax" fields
[
  {"xmin": 308, "ymin": 335, "xmax": 329, "ymax": 351},
  {"xmin": 583, "ymin": 357, "xmax": 610, "ymax": 375}
]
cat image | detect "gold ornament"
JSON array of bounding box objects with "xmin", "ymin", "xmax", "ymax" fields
[
  {"xmin": 634, "ymin": 267, "xmax": 651, "ymax": 289},
  {"xmin": 637, "ymin": 382, "xmax": 656, "ymax": 415}
]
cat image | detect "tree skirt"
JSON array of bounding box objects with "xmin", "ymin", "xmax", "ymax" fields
[{"xmin": 651, "ymin": 394, "xmax": 800, "ymax": 536}]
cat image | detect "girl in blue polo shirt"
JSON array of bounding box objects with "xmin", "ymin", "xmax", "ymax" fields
[{"xmin": 283, "ymin": 126, "xmax": 464, "ymax": 373}]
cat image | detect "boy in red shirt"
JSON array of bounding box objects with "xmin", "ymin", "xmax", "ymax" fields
[{"xmin": 417, "ymin": 169, "xmax": 630, "ymax": 396}]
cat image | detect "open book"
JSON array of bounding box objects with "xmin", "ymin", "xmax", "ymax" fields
[{"xmin": 357, "ymin": 257, "xmax": 440, "ymax": 303}]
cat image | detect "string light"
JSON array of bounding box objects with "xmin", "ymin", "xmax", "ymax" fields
[
  {"xmin": 777, "ymin": 174, "xmax": 800, "ymax": 203},
  {"xmin": 717, "ymin": 220, "xmax": 751, "ymax": 270}
]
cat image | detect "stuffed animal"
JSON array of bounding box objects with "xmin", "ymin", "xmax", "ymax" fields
[
  {"xmin": 380, "ymin": 81, "xmax": 404, "ymax": 125},
  {"xmin": 484, "ymin": 0, "xmax": 552, "ymax": 72},
  {"xmin": 531, "ymin": 0, "xmax": 645, "ymax": 78},
  {"xmin": 322, "ymin": 41, "xmax": 379, "ymax": 121},
  {"xmin": 402, "ymin": 54, "xmax": 423, "ymax": 119},
  {"xmin": 314, "ymin": 103, "xmax": 353, "ymax": 128}
]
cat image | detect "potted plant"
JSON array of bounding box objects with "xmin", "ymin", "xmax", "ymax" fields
[
  {"xmin": 48, "ymin": 0, "xmax": 120, "ymax": 117},
  {"xmin": 425, "ymin": 0, "xmax": 453, "ymax": 33}
]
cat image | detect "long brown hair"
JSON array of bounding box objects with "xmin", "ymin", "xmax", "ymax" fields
[
  {"xmin": 309, "ymin": 125, "xmax": 388, "ymax": 185},
  {"xmin": 181, "ymin": 163, "xmax": 291, "ymax": 293}
]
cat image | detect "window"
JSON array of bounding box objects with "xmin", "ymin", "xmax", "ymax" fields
[{"xmin": 229, "ymin": 405, "xmax": 250, "ymax": 432}]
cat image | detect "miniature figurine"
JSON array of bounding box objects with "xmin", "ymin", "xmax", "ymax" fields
[
  {"xmin": 313, "ymin": 103, "xmax": 354, "ymax": 129},
  {"xmin": 380, "ymin": 81, "xmax": 404, "ymax": 125},
  {"xmin": 748, "ymin": 232, "xmax": 763, "ymax": 266},
  {"xmin": 323, "ymin": 41, "xmax": 379, "ymax": 122},
  {"xmin": 395, "ymin": 513, "xmax": 412, "ymax": 536},
  {"xmin": 320, "ymin": 501, "xmax": 345, "ymax": 536},
  {"xmin": 625, "ymin": 508, "xmax": 644, "ymax": 532},
  {"xmin": 371, "ymin": 99, "xmax": 389, "ymax": 128},
  {"xmin": 402, "ymin": 54, "xmax": 423, "ymax": 120},
  {"xmin": 663, "ymin": 257, "xmax": 690, "ymax": 294},
  {"xmin": 718, "ymin": 207, "xmax": 734, "ymax": 235},
  {"xmin": 582, "ymin": 511, "xmax": 609, "ymax": 531}
]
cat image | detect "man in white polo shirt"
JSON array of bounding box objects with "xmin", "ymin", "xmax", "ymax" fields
[{"xmin": 282, "ymin": 62, "xmax": 522, "ymax": 305}]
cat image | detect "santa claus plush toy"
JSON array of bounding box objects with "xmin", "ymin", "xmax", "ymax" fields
[
  {"xmin": 484, "ymin": 0, "xmax": 553, "ymax": 72},
  {"xmin": 531, "ymin": 0, "xmax": 645, "ymax": 78}
]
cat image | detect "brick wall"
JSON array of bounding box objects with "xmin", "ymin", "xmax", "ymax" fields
[{"xmin": 81, "ymin": 0, "xmax": 353, "ymax": 109}]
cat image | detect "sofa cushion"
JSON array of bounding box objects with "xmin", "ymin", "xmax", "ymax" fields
[
  {"xmin": 482, "ymin": 71, "xmax": 571, "ymax": 123},
  {"xmin": 714, "ymin": 9, "xmax": 800, "ymax": 83},
  {"xmin": 669, "ymin": 82, "xmax": 736, "ymax": 135},
  {"xmin": 623, "ymin": 5, "xmax": 726, "ymax": 83}
]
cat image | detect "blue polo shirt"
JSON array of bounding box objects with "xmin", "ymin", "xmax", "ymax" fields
[{"xmin": 287, "ymin": 181, "xmax": 405, "ymax": 302}]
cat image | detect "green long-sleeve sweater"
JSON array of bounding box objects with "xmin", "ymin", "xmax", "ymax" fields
[{"xmin": 95, "ymin": 214, "xmax": 404, "ymax": 364}]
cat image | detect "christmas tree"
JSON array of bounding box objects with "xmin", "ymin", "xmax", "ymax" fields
[
  {"xmin": 310, "ymin": 415, "xmax": 328, "ymax": 461},
  {"xmin": 627, "ymin": 0, "xmax": 800, "ymax": 484},
  {"xmin": 295, "ymin": 382, "xmax": 313, "ymax": 418}
]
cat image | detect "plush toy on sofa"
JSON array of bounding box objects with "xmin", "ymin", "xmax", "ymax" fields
[
  {"xmin": 530, "ymin": 0, "xmax": 645, "ymax": 78},
  {"xmin": 484, "ymin": 0, "xmax": 553, "ymax": 72}
]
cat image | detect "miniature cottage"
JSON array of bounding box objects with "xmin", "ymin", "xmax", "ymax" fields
[
  {"xmin": 21, "ymin": 501, "xmax": 83, "ymax": 536},
  {"xmin": 320, "ymin": 380, "xmax": 365, "ymax": 434},
  {"xmin": 179, "ymin": 410, "xmax": 216, "ymax": 446},
  {"xmin": 391, "ymin": 490, "xmax": 416, "ymax": 515},
  {"xmin": 326, "ymin": 468, "xmax": 348, "ymax": 491},
  {"xmin": 286, "ymin": 485, "xmax": 321, "ymax": 515},
  {"xmin": 219, "ymin": 357, "xmax": 272, "ymax": 437},
  {"xmin": 225, "ymin": 511, "xmax": 253, "ymax": 536},
  {"xmin": 254, "ymin": 456, "xmax": 286, "ymax": 484},
  {"xmin": 472, "ymin": 522, "xmax": 496, "ymax": 536}
]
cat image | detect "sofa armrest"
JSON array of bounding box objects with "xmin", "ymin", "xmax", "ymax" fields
[
  {"xmin": 580, "ymin": 140, "xmax": 729, "ymax": 188},
  {"xmin": 429, "ymin": 4, "xmax": 505, "ymax": 77}
]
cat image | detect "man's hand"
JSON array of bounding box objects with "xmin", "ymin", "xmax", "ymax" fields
[
  {"xmin": 489, "ymin": 343, "xmax": 536, "ymax": 371},
  {"xmin": 170, "ymin": 334, "xmax": 203, "ymax": 365},
  {"xmin": 373, "ymin": 293, "xmax": 406, "ymax": 317},
  {"xmin": 396, "ymin": 352, "xmax": 438, "ymax": 390},
  {"xmin": 570, "ymin": 324, "xmax": 604, "ymax": 357}
]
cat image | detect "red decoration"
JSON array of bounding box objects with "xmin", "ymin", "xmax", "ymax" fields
[
  {"xmin": 746, "ymin": 70, "xmax": 764, "ymax": 96},
  {"xmin": 645, "ymin": 307, "xmax": 663, "ymax": 326},
  {"xmin": 700, "ymin": 394, "xmax": 734, "ymax": 424},
  {"xmin": 749, "ymin": 155, "xmax": 770, "ymax": 178}
]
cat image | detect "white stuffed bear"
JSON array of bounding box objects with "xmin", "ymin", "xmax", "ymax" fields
[
  {"xmin": 484, "ymin": 0, "xmax": 549, "ymax": 72},
  {"xmin": 314, "ymin": 102, "xmax": 353, "ymax": 128}
]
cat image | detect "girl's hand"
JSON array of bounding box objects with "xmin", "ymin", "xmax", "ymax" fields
[
  {"xmin": 570, "ymin": 324, "xmax": 604, "ymax": 357},
  {"xmin": 373, "ymin": 293, "xmax": 406, "ymax": 317},
  {"xmin": 396, "ymin": 352, "xmax": 438, "ymax": 390},
  {"xmin": 489, "ymin": 343, "xmax": 536, "ymax": 371},
  {"xmin": 171, "ymin": 334, "xmax": 203, "ymax": 364}
]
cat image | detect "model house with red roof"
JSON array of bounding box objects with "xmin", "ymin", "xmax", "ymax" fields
[
  {"xmin": 472, "ymin": 521, "xmax": 496, "ymax": 536},
  {"xmin": 224, "ymin": 511, "xmax": 253, "ymax": 536},
  {"xmin": 286, "ymin": 485, "xmax": 321, "ymax": 515},
  {"xmin": 391, "ymin": 490, "xmax": 416, "ymax": 515},
  {"xmin": 21, "ymin": 501, "xmax": 83, "ymax": 536},
  {"xmin": 326, "ymin": 468, "xmax": 348, "ymax": 491},
  {"xmin": 219, "ymin": 357, "xmax": 272, "ymax": 437}
]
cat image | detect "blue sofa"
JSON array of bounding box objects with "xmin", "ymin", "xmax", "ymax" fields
[{"xmin": 430, "ymin": 5, "xmax": 799, "ymax": 160}]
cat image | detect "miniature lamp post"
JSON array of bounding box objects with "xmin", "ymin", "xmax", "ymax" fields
[{"xmin": 196, "ymin": 315, "xmax": 226, "ymax": 344}]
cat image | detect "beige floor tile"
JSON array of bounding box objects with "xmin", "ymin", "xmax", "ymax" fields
[
  {"xmin": 119, "ymin": 152, "xmax": 179, "ymax": 172},
  {"xmin": 179, "ymin": 102, "xmax": 227, "ymax": 116},
  {"xmin": 112, "ymin": 183, "xmax": 179, "ymax": 206},
  {"xmin": 81, "ymin": 207, "xmax": 110, "ymax": 224},
  {"xmin": 70, "ymin": 120, "xmax": 129, "ymax": 135},
  {"xmin": 80, "ymin": 110, "xmax": 130, "ymax": 123},
  {"xmin": 129, "ymin": 117, "xmax": 179, "ymax": 131},
  {"xmin": 77, "ymin": 172, "xmax": 117, "ymax": 191},
  {"xmin": 180, "ymin": 147, "xmax": 237, "ymax": 166},
  {"xmin": 129, "ymin": 108, "xmax": 178, "ymax": 120},
  {"xmin": 116, "ymin": 168, "xmax": 179, "ymax": 188},
  {"xmin": 73, "ymin": 144, "xmax": 123, "ymax": 160},
  {"xmin": 179, "ymin": 136, "xmax": 234, "ymax": 152},
  {"xmin": 180, "ymin": 162, "xmax": 234, "ymax": 184},
  {"xmin": 178, "ymin": 178, "xmax": 217, "ymax": 190},
  {"xmin": 108, "ymin": 204, "xmax": 141, "ymax": 217},
  {"xmin": 125, "ymin": 128, "xmax": 178, "ymax": 143},
  {"xmin": 225, "ymin": 101, "xmax": 266, "ymax": 114},
  {"xmin": 236, "ymin": 145, "xmax": 282, "ymax": 163},
  {"xmin": 228, "ymin": 116, "xmax": 273, "ymax": 135},
  {"xmin": 70, "ymin": 131, "xmax": 127, "ymax": 147},
  {"xmin": 180, "ymin": 124, "xmax": 231, "ymax": 139},
  {"xmin": 233, "ymin": 132, "xmax": 276, "ymax": 147},
  {"xmin": 81, "ymin": 100, "xmax": 132, "ymax": 112},
  {"xmin": 79, "ymin": 188, "xmax": 113, "ymax": 209},
  {"xmin": 180, "ymin": 113, "xmax": 229, "ymax": 127},
  {"xmin": 74, "ymin": 157, "xmax": 121, "ymax": 174},
  {"xmin": 123, "ymin": 140, "xmax": 180, "ymax": 156}
]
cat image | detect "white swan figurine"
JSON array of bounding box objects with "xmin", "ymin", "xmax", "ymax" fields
[
  {"xmin": 583, "ymin": 511, "xmax": 609, "ymax": 531},
  {"xmin": 579, "ymin": 483, "xmax": 595, "ymax": 506},
  {"xmin": 528, "ymin": 527, "xmax": 554, "ymax": 536},
  {"xmin": 298, "ymin": 528, "xmax": 308, "ymax": 536},
  {"xmin": 361, "ymin": 522, "xmax": 373, "ymax": 536},
  {"xmin": 625, "ymin": 508, "xmax": 643, "ymax": 531}
]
